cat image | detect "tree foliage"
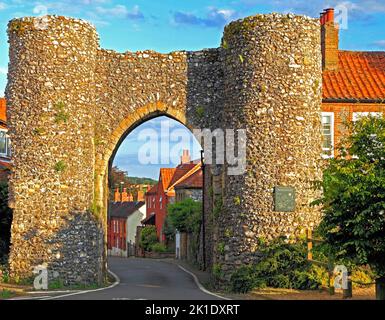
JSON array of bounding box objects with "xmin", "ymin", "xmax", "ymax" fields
[
  {"xmin": 139, "ymin": 225, "xmax": 158, "ymax": 251},
  {"xmin": 315, "ymin": 116, "xmax": 385, "ymax": 277},
  {"xmin": 109, "ymin": 166, "xmax": 157, "ymax": 200},
  {"xmin": 167, "ymin": 198, "xmax": 202, "ymax": 234},
  {"xmin": 230, "ymin": 238, "xmax": 327, "ymax": 293},
  {"xmin": 0, "ymin": 182, "xmax": 12, "ymax": 262}
]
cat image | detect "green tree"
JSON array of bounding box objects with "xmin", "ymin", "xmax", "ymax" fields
[
  {"xmin": 315, "ymin": 115, "xmax": 385, "ymax": 299},
  {"xmin": 167, "ymin": 198, "xmax": 202, "ymax": 234},
  {"xmin": 0, "ymin": 182, "xmax": 12, "ymax": 263},
  {"xmin": 139, "ymin": 226, "xmax": 158, "ymax": 251},
  {"xmin": 109, "ymin": 166, "xmax": 157, "ymax": 200}
]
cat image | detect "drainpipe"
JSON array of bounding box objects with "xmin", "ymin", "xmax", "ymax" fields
[{"xmin": 200, "ymin": 149, "xmax": 206, "ymax": 271}]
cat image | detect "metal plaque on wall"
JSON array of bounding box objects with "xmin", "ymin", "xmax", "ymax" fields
[{"xmin": 274, "ymin": 186, "xmax": 296, "ymax": 212}]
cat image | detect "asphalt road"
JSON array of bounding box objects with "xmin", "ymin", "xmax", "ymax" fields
[{"xmin": 45, "ymin": 257, "xmax": 223, "ymax": 300}]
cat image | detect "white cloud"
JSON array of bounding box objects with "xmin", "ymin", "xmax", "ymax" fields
[
  {"xmin": 0, "ymin": 67, "xmax": 7, "ymax": 75},
  {"xmin": 238, "ymin": 0, "xmax": 385, "ymax": 15},
  {"xmin": 95, "ymin": 4, "xmax": 128, "ymax": 18},
  {"xmin": 173, "ymin": 7, "xmax": 239, "ymax": 28},
  {"xmin": 0, "ymin": 2, "xmax": 7, "ymax": 10},
  {"xmin": 373, "ymin": 40, "xmax": 385, "ymax": 48},
  {"xmin": 94, "ymin": 4, "xmax": 144, "ymax": 20}
]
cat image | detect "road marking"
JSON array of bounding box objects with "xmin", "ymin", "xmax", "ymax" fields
[
  {"xmin": 136, "ymin": 284, "xmax": 161, "ymax": 288},
  {"xmin": 40, "ymin": 270, "xmax": 120, "ymax": 300},
  {"xmin": 177, "ymin": 265, "xmax": 231, "ymax": 300},
  {"xmin": 27, "ymin": 290, "xmax": 81, "ymax": 294},
  {"xmin": 10, "ymin": 296, "xmax": 51, "ymax": 300}
]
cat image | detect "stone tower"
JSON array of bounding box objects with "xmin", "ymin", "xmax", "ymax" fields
[
  {"xmin": 6, "ymin": 13, "xmax": 323, "ymax": 285},
  {"xmin": 214, "ymin": 14, "xmax": 323, "ymax": 279},
  {"xmin": 6, "ymin": 16, "xmax": 104, "ymax": 284}
]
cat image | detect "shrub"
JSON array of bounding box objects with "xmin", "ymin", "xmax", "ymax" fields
[
  {"xmin": 230, "ymin": 266, "xmax": 258, "ymax": 293},
  {"xmin": 167, "ymin": 198, "xmax": 202, "ymax": 234},
  {"xmin": 151, "ymin": 243, "xmax": 168, "ymax": 253},
  {"xmin": 139, "ymin": 226, "xmax": 158, "ymax": 251},
  {"xmin": 351, "ymin": 265, "xmax": 376, "ymax": 288},
  {"xmin": 229, "ymin": 237, "xmax": 327, "ymax": 293},
  {"xmin": 315, "ymin": 116, "xmax": 385, "ymax": 279},
  {"xmin": 0, "ymin": 182, "xmax": 12, "ymax": 263}
]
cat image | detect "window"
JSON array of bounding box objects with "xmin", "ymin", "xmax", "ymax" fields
[
  {"xmin": 321, "ymin": 112, "xmax": 334, "ymax": 158},
  {"xmin": 0, "ymin": 129, "xmax": 11, "ymax": 157},
  {"xmin": 352, "ymin": 112, "xmax": 383, "ymax": 122}
]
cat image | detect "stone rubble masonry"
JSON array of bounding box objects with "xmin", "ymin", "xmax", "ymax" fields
[
  {"xmin": 6, "ymin": 13, "xmax": 322, "ymax": 286},
  {"xmin": 217, "ymin": 14, "xmax": 323, "ymax": 281}
]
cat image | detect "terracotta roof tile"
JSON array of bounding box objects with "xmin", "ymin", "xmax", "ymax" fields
[
  {"xmin": 174, "ymin": 168, "xmax": 203, "ymax": 189},
  {"xmin": 168, "ymin": 163, "xmax": 196, "ymax": 187},
  {"xmin": 159, "ymin": 168, "xmax": 176, "ymax": 191},
  {"xmin": 0, "ymin": 98, "xmax": 6, "ymax": 123},
  {"xmin": 323, "ymin": 51, "xmax": 385, "ymax": 101}
]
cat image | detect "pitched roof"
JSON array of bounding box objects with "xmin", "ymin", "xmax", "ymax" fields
[
  {"xmin": 166, "ymin": 162, "xmax": 201, "ymax": 196},
  {"xmin": 323, "ymin": 51, "xmax": 385, "ymax": 101},
  {"xmin": 159, "ymin": 168, "xmax": 176, "ymax": 191},
  {"xmin": 168, "ymin": 163, "xmax": 196, "ymax": 187},
  {"xmin": 109, "ymin": 201, "xmax": 144, "ymax": 218},
  {"xmin": 0, "ymin": 98, "xmax": 6, "ymax": 124},
  {"xmin": 146, "ymin": 183, "xmax": 158, "ymax": 195},
  {"xmin": 174, "ymin": 167, "xmax": 203, "ymax": 189}
]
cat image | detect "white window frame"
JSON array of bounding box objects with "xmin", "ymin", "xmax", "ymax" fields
[
  {"xmin": 321, "ymin": 112, "xmax": 334, "ymax": 159},
  {"xmin": 0, "ymin": 129, "xmax": 11, "ymax": 158}
]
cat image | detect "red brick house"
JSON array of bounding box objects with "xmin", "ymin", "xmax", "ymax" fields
[
  {"xmin": 320, "ymin": 8, "xmax": 385, "ymax": 158},
  {"xmin": 0, "ymin": 97, "xmax": 11, "ymax": 182},
  {"xmin": 143, "ymin": 151, "xmax": 201, "ymax": 241},
  {"xmin": 107, "ymin": 199, "xmax": 146, "ymax": 257}
]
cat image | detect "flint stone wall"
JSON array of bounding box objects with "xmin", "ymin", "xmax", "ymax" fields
[{"xmin": 6, "ymin": 13, "xmax": 322, "ymax": 285}]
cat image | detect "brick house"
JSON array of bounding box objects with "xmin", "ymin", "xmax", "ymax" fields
[
  {"xmin": 143, "ymin": 150, "xmax": 201, "ymax": 241},
  {"xmin": 0, "ymin": 97, "xmax": 11, "ymax": 182},
  {"xmin": 320, "ymin": 8, "xmax": 385, "ymax": 158},
  {"xmin": 107, "ymin": 198, "xmax": 146, "ymax": 257},
  {"xmin": 174, "ymin": 166, "xmax": 203, "ymax": 202},
  {"xmin": 173, "ymin": 165, "xmax": 203, "ymax": 260}
]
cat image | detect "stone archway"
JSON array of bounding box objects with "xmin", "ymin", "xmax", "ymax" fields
[
  {"xmin": 94, "ymin": 104, "xmax": 189, "ymax": 277},
  {"xmin": 6, "ymin": 14, "xmax": 324, "ymax": 285}
]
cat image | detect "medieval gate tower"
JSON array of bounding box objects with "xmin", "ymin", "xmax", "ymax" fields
[{"xmin": 6, "ymin": 13, "xmax": 322, "ymax": 284}]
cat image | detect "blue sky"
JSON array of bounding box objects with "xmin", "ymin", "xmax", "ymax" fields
[
  {"xmin": 1, "ymin": 0, "xmax": 385, "ymax": 178},
  {"xmin": 112, "ymin": 116, "xmax": 201, "ymax": 180}
]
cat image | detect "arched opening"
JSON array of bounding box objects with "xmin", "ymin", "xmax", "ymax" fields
[{"xmin": 103, "ymin": 112, "xmax": 202, "ymax": 265}]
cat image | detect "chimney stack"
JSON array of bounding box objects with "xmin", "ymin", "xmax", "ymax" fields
[
  {"xmin": 114, "ymin": 188, "xmax": 120, "ymax": 202},
  {"xmin": 121, "ymin": 188, "xmax": 129, "ymax": 202},
  {"xmin": 321, "ymin": 8, "xmax": 339, "ymax": 71},
  {"xmin": 181, "ymin": 149, "xmax": 191, "ymax": 164},
  {"xmin": 137, "ymin": 190, "xmax": 144, "ymax": 201}
]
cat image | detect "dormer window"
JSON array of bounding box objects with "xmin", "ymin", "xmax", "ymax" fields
[{"xmin": 0, "ymin": 129, "xmax": 11, "ymax": 158}]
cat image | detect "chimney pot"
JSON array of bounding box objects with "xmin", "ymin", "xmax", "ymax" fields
[
  {"xmin": 180, "ymin": 149, "xmax": 191, "ymax": 164},
  {"xmin": 324, "ymin": 8, "xmax": 334, "ymax": 23}
]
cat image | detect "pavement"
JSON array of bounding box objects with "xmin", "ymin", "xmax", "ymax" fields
[{"xmin": 15, "ymin": 257, "xmax": 227, "ymax": 300}]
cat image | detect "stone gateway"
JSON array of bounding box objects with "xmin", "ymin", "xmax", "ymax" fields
[{"xmin": 6, "ymin": 13, "xmax": 323, "ymax": 285}]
